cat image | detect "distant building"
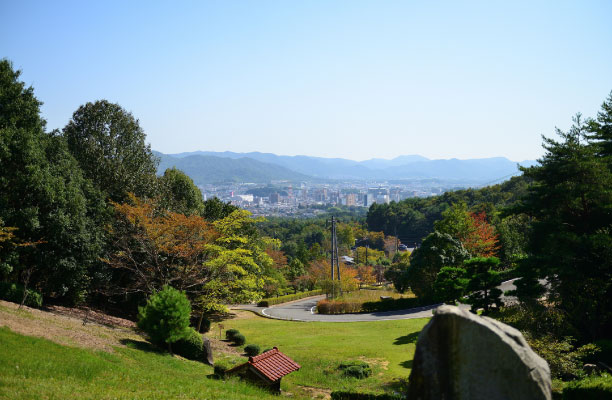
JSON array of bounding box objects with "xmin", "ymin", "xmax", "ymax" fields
[
  {"xmin": 269, "ymin": 193, "xmax": 280, "ymax": 204},
  {"xmin": 345, "ymin": 193, "xmax": 356, "ymax": 206}
]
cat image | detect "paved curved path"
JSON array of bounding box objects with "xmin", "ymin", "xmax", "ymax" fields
[
  {"xmin": 234, "ymin": 278, "xmax": 528, "ymax": 322},
  {"xmin": 235, "ymin": 295, "xmax": 457, "ymax": 322}
]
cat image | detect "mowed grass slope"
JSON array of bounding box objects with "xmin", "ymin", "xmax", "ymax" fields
[
  {"xmin": 0, "ymin": 300, "xmax": 428, "ymax": 399},
  {"xmin": 0, "ymin": 327, "xmax": 278, "ymax": 399},
  {"xmin": 0, "ymin": 327, "xmax": 279, "ymax": 400},
  {"xmin": 213, "ymin": 311, "xmax": 428, "ymax": 394}
]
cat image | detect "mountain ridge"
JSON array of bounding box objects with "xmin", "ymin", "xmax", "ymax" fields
[{"xmin": 157, "ymin": 150, "xmax": 535, "ymax": 184}]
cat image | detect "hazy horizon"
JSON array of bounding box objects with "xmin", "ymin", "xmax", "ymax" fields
[
  {"xmin": 157, "ymin": 149, "xmax": 535, "ymax": 164},
  {"xmin": 3, "ymin": 1, "xmax": 611, "ymax": 161}
]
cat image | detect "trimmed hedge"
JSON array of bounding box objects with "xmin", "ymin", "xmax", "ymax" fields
[
  {"xmin": 331, "ymin": 391, "xmax": 404, "ymax": 400},
  {"xmin": 232, "ymin": 333, "xmax": 246, "ymax": 346},
  {"xmin": 563, "ymin": 373, "xmax": 612, "ymax": 400},
  {"xmin": 244, "ymin": 344, "xmax": 260, "ymax": 357},
  {"xmin": 225, "ymin": 329, "xmax": 240, "ymax": 341},
  {"xmin": 258, "ymin": 289, "xmax": 323, "ymax": 307},
  {"xmin": 0, "ymin": 282, "xmax": 43, "ymax": 308},
  {"xmin": 173, "ymin": 328, "xmax": 204, "ymax": 361},
  {"xmin": 318, "ymin": 296, "xmax": 422, "ymax": 314}
]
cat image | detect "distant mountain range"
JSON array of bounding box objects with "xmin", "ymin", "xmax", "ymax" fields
[{"xmin": 155, "ymin": 150, "xmax": 537, "ymax": 185}]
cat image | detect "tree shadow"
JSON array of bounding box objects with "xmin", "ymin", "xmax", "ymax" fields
[
  {"xmin": 399, "ymin": 359, "xmax": 413, "ymax": 369},
  {"xmin": 120, "ymin": 338, "xmax": 164, "ymax": 354},
  {"xmin": 393, "ymin": 331, "xmax": 420, "ymax": 345}
]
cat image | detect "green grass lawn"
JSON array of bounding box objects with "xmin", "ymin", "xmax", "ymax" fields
[
  {"xmin": 0, "ymin": 326, "xmax": 278, "ymax": 400},
  {"xmin": 0, "ymin": 307, "xmax": 428, "ymax": 399},
  {"xmin": 212, "ymin": 312, "xmax": 429, "ymax": 395}
]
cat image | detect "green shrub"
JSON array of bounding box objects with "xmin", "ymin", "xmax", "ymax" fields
[
  {"xmin": 331, "ymin": 392, "xmax": 403, "ymax": 400},
  {"xmin": 232, "ymin": 333, "xmax": 246, "ymax": 346},
  {"xmin": 0, "ymin": 282, "xmax": 43, "ymax": 308},
  {"xmin": 262, "ymin": 348, "xmax": 273, "ymax": 354},
  {"xmin": 585, "ymin": 340, "xmax": 612, "ymax": 365},
  {"xmin": 199, "ymin": 317, "xmax": 211, "ymax": 333},
  {"xmin": 257, "ymin": 289, "xmax": 323, "ymax": 307},
  {"xmin": 173, "ymin": 328, "xmax": 204, "ymax": 360},
  {"xmin": 225, "ymin": 329, "xmax": 240, "ymax": 341},
  {"xmin": 137, "ymin": 286, "xmax": 191, "ymax": 348},
  {"xmin": 338, "ymin": 360, "xmax": 372, "ymax": 379},
  {"xmin": 562, "ymin": 373, "xmax": 612, "ymax": 400},
  {"xmin": 244, "ymin": 344, "xmax": 260, "ymax": 357},
  {"xmin": 528, "ymin": 335, "xmax": 599, "ymax": 379}
]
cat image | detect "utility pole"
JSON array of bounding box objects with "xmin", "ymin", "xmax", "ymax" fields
[{"xmin": 330, "ymin": 216, "xmax": 341, "ymax": 298}]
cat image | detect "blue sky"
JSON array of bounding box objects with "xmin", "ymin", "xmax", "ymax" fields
[{"xmin": 2, "ymin": 1, "xmax": 611, "ymax": 161}]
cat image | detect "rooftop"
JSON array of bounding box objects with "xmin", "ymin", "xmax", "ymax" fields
[{"xmin": 241, "ymin": 347, "xmax": 301, "ymax": 382}]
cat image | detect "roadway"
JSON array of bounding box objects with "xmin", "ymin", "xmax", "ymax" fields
[{"xmin": 234, "ymin": 278, "xmax": 528, "ymax": 322}]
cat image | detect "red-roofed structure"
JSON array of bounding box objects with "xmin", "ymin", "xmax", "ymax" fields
[{"xmin": 227, "ymin": 347, "xmax": 301, "ymax": 392}]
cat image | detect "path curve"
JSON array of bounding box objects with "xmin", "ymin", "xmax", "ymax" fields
[
  {"xmin": 235, "ymin": 295, "xmax": 454, "ymax": 322},
  {"xmin": 234, "ymin": 278, "xmax": 527, "ymax": 322}
]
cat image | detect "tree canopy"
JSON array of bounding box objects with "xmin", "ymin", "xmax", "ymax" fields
[{"xmin": 63, "ymin": 100, "xmax": 159, "ymax": 202}]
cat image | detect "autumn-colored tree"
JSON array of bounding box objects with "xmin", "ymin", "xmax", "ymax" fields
[
  {"xmin": 435, "ymin": 202, "xmax": 500, "ymax": 258},
  {"xmin": 106, "ymin": 198, "xmax": 266, "ymax": 318},
  {"xmin": 106, "ymin": 195, "xmax": 219, "ymax": 296},
  {"xmin": 357, "ymin": 265, "xmax": 376, "ymax": 287},
  {"xmin": 463, "ymin": 212, "xmax": 500, "ymax": 258}
]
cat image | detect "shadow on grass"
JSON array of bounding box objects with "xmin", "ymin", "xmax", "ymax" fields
[
  {"xmin": 120, "ymin": 338, "xmax": 164, "ymax": 354},
  {"xmin": 393, "ymin": 331, "xmax": 420, "ymax": 345},
  {"xmin": 399, "ymin": 359, "xmax": 413, "ymax": 369}
]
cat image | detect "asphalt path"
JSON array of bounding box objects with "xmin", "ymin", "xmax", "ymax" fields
[
  {"xmin": 234, "ymin": 278, "xmax": 531, "ymax": 322},
  {"xmin": 236, "ymin": 296, "xmax": 464, "ymax": 322}
]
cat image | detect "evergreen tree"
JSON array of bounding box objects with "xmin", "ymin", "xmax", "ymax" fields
[
  {"xmin": 158, "ymin": 167, "xmax": 204, "ymax": 216},
  {"xmin": 464, "ymin": 257, "xmax": 503, "ymax": 314},
  {"xmin": 0, "ymin": 59, "xmax": 106, "ymax": 302},
  {"xmin": 514, "ymin": 111, "xmax": 612, "ymax": 339},
  {"xmin": 63, "ymin": 100, "xmax": 159, "ymax": 202}
]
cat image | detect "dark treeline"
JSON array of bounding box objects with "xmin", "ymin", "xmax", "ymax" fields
[{"xmin": 366, "ymin": 175, "xmax": 530, "ymax": 247}]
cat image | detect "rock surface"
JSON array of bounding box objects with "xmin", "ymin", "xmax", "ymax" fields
[
  {"xmin": 202, "ymin": 337, "xmax": 214, "ymax": 365},
  {"xmin": 407, "ymin": 305, "xmax": 551, "ymax": 400}
]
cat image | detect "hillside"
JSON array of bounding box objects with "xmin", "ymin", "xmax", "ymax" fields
[
  {"xmin": 163, "ymin": 150, "xmax": 535, "ymax": 182},
  {"xmin": 0, "ymin": 299, "xmax": 426, "ymax": 399},
  {"xmin": 156, "ymin": 152, "xmax": 313, "ymax": 184}
]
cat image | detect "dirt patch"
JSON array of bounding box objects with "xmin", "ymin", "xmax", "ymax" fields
[
  {"xmin": 206, "ymin": 335, "xmax": 244, "ymax": 357},
  {"xmin": 295, "ymin": 385, "xmax": 331, "ymax": 399},
  {"xmin": 0, "ymin": 300, "xmax": 141, "ymax": 352},
  {"xmin": 358, "ymin": 356, "xmax": 389, "ymax": 370},
  {"xmin": 45, "ymin": 305, "xmax": 136, "ymax": 329}
]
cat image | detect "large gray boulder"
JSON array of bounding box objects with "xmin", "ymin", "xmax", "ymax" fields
[
  {"xmin": 407, "ymin": 305, "xmax": 551, "ymax": 400},
  {"xmin": 202, "ymin": 337, "xmax": 214, "ymax": 365}
]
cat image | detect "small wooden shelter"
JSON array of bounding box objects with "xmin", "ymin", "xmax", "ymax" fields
[{"xmin": 226, "ymin": 347, "xmax": 300, "ymax": 392}]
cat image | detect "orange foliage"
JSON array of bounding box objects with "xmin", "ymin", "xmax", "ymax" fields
[
  {"xmin": 463, "ymin": 212, "xmax": 500, "ymax": 258},
  {"xmin": 107, "ymin": 196, "xmax": 219, "ymax": 295}
]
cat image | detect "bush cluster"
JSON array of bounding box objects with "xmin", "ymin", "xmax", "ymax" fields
[
  {"xmin": 257, "ymin": 289, "xmax": 323, "ymax": 307},
  {"xmin": 244, "ymin": 344, "xmax": 260, "ymax": 357},
  {"xmin": 173, "ymin": 327, "xmax": 205, "ymax": 361},
  {"xmin": 225, "ymin": 329, "xmax": 240, "ymax": 341},
  {"xmin": 0, "ymin": 282, "xmax": 43, "ymax": 308},
  {"xmin": 225, "ymin": 329, "xmax": 246, "ymax": 346},
  {"xmin": 232, "ymin": 333, "xmax": 246, "ymax": 346},
  {"xmin": 317, "ymin": 296, "xmax": 422, "ymax": 315},
  {"xmin": 317, "ymin": 299, "xmax": 362, "ymax": 314},
  {"xmin": 338, "ymin": 361, "xmax": 372, "ymax": 379}
]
